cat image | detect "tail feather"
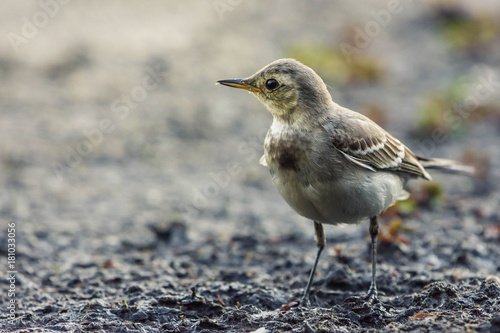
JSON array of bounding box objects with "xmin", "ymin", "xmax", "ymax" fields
[{"xmin": 416, "ymin": 155, "xmax": 475, "ymax": 177}]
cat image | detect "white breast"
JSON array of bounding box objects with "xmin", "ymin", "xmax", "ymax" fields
[{"xmin": 264, "ymin": 121, "xmax": 406, "ymax": 225}]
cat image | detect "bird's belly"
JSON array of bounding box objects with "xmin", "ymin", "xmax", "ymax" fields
[{"xmin": 271, "ymin": 167, "xmax": 405, "ymax": 225}]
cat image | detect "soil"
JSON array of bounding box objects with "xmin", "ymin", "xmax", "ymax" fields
[{"xmin": 1, "ymin": 1, "xmax": 499, "ymax": 332}]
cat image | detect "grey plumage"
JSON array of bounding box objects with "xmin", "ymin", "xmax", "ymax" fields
[{"xmin": 218, "ymin": 58, "xmax": 474, "ymax": 306}]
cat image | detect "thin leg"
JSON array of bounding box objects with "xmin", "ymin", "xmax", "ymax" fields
[
  {"xmin": 299, "ymin": 221, "xmax": 325, "ymax": 306},
  {"xmin": 367, "ymin": 216, "xmax": 379, "ymax": 303}
]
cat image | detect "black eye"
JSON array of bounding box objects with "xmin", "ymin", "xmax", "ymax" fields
[{"xmin": 265, "ymin": 79, "xmax": 279, "ymax": 91}]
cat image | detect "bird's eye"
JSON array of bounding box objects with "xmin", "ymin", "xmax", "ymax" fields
[{"xmin": 265, "ymin": 79, "xmax": 279, "ymax": 91}]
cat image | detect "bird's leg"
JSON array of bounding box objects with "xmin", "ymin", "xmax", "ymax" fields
[
  {"xmin": 299, "ymin": 221, "xmax": 325, "ymax": 306},
  {"xmin": 367, "ymin": 216, "xmax": 379, "ymax": 304}
]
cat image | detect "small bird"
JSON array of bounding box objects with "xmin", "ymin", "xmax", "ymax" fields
[{"xmin": 217, "ymin": 58, "xmax": 473, "ymax": 306}]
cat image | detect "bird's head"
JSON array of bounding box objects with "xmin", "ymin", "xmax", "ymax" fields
[{"xmin": 218, "ymin": 58, "xmax": 332, "ymax": 123}]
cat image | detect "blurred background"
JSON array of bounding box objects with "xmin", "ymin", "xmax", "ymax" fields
[{"xmin": 1, "ymin": 0, "xmax": 499, "ymax": 260}]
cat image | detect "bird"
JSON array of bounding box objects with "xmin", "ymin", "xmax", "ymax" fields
[{"xmin": 217, "ymin": 58, "xmax": 474, "ymax": 306}]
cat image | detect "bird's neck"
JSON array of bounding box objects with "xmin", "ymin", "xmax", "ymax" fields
[{"xmin": 271, "ymin": 99, "xmax": 334, "ymax": 128}]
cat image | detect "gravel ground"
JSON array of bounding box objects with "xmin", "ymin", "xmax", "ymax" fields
[{"xmin": 1, "ymin": 1, "xmax": 500, "ymax": 332}]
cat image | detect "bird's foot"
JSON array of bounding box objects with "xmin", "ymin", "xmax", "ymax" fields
[
  {"xmin": 365, "ymin": 286, "xmax": 379, "ymax": 305},
  {"xmin": 343, "ymin": 290, "xmax": 393, "ymax": 311},
  {"xmin": 298, "ymin": 296, "xmax": 311, "ymax": 308}
]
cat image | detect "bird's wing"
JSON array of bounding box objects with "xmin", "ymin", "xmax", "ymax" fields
[{"xmin": 330, "ymin": 114, "xmax": 431, "ymax": 180}]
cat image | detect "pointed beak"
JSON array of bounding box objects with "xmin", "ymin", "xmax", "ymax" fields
[{"xmin": 216, "ymin": 79, "xmax": 262, "ymax": 93}]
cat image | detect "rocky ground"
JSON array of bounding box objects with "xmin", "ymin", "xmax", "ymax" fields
[{"xmin": 0, "ymin": 1, "xmax": 499, "ymax": 332}]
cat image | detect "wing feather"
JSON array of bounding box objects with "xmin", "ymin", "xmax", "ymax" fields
[{"xmin": 330, "ymin": 115, "xmax": 431, "ymax": 180}]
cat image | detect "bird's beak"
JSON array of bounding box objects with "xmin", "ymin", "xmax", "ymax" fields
[{"xmin": 217, "ymin": 79, "xmax": 262, "ymax": 93}]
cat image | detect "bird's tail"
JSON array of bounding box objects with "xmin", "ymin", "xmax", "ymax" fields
[{"xmin": 416, "ymin": 155, "xmax": 475, "ymax": 177}]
